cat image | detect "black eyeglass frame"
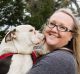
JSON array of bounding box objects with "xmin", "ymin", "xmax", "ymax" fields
[{"xmin": 46, "ymin": 21, "xmax": 75, "ymax": 33}]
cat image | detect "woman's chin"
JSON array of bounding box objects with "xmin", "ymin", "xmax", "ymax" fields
[
  {"xmin": 46, "ymin": 40, "xmax": 58, "ymax": 46},
  {"xmin": 46, "ymin": 37, "xmax": 58, "ymax": 45}
]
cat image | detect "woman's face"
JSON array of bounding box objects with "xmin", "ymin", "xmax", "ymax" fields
[{"xmin": 44, "ymin": 12, "xmax": 74, "ymax": 49}]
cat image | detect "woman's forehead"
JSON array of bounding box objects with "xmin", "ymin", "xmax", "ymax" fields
[
  {"xmin": 50, "ymin": 12, "xmax": 73, "ymax": 21},
  {"xmin": 49, "ymin": 12, "xmax": 74, "ymax": 27}
]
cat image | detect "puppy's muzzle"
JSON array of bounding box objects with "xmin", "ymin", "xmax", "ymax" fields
[{"xmin": 31, "ymin": 32, "xmax": 44, "ymax": 45}]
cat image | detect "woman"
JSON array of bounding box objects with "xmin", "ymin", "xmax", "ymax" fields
[{"xmin": 28, "ymin": 8, "xmax": 80, "ymax": 74}]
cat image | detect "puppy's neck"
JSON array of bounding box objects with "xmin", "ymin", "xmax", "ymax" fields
[{"xmin": 12, "ymin": 40, "xmax": 34, "ymax": 55}]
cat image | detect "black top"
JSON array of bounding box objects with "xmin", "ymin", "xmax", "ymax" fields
[{"xmin": 28, "ymin": 50, "xmax": 77, "ymax": 74}]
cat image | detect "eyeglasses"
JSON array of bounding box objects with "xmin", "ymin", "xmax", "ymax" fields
[{"xmin": 46, "ymin": 21, "xmax": 74, "ymax": 32}]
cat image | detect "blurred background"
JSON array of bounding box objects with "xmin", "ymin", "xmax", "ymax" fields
[
  {"xmin": 0, "ymin": 1, "xmax": 80, "ymax": 74},
  {"xmin": 0, "ymin": 0, "xmax": 80, "ymax": 42}
]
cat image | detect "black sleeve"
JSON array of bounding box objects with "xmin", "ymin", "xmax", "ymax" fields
[{"xmin": 28, "ymin": 50, "xmax": 76, "ymax": 74}]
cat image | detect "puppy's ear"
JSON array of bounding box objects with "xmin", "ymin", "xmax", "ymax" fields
[{"xmin": 5, "ymin": 29, "xmax": 16, "ymax": 43}]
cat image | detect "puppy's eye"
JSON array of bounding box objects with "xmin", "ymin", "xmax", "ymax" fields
[{"xmin": 29, "ymin": 29, "xmax": 33, "ymax": 32}]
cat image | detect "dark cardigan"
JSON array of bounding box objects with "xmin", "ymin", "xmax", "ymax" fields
[{"xmin": 28, "ymin": 50, "xmax": 77, "ymax": 74}]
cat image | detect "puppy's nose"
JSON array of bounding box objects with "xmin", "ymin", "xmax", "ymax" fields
[
  {"xmin": 35, "ymin": 31, "xmax": 44, "ymax": 40},
  {"xmin": 38, "ymin": 33, "xmax": 44, "ymax": 40}
]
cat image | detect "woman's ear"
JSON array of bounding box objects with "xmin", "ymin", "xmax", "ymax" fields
[{"xmin": 5, "ymin": 29, "xmax": 16, "ymax": 43}]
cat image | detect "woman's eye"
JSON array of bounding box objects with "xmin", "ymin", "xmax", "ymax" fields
[
  {"xmin": 49, "ymin": 22, "xmax": 55, "ymax": 26},
  {"xmin": 29, "ymin": 29, "xmax": 33, "ymax": 32},
  {"xmin": 59, "ymin": 25, "xmax": 67, "ymax": 30},
  {"xmin": 51, "ymin": 22, "xmax": 55, "ymax": 25}
]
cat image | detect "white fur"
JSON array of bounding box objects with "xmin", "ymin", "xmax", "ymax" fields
[{"xmin": 0, "ymin": 25, "xmax": 44, "ymax": 74}]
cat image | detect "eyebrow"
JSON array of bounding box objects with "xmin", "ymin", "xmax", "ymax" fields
[
  {"xmin": 49, "ymin": 19, "xmax": 65, "ymax": 26},
  {"xmin": 49, "ymin": 20, "xmax": 56, "ymax": 24}
]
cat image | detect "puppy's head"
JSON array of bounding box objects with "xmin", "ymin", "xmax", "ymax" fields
[
  {"xmin": 4, "ymin": 25, "xmax": 44, "ymax": 47},
  {"xmin": 16, "ymin": 25, "xmax": 44, "ymax": 45},
  {"xmin": 0, "ymin": 25, "xmax": 44, "ymax": 55}
]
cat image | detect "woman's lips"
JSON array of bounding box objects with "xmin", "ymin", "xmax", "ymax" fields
[{"xmin": 48, "ymin": 32, "xmax": 61, "ymax": 38}]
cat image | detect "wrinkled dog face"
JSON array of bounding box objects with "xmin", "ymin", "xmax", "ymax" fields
[
  {"xmin": 0, "ymin": 25, "xmax": 44, "ymax": 55},
  {"xmin": 11, "ymin": 25, "xmax": 43, "ymax": 45}
]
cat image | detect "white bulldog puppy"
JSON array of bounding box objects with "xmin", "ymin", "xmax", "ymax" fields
[{"xmin": 0, "ymin": 25, "xmax": 44, "ymax": 74}]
